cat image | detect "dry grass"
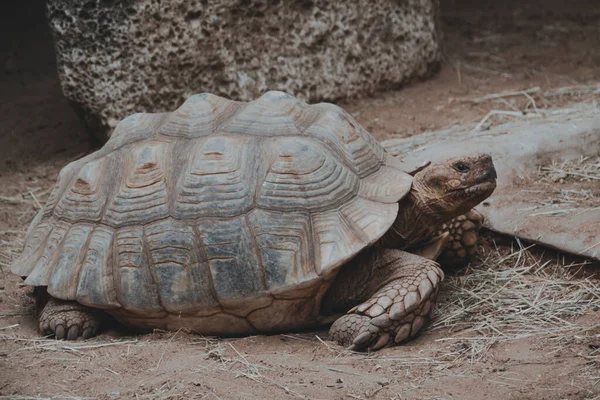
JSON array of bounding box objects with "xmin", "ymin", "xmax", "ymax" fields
[
  {"xmin": 470, "ymin": 91, "xmax": 599, "ymax": 131},
  {"xmin": 444, "ymin": 26, "xmax": 600, "ymax": 132},
  {"xmin": 510, "ymin": 156, "xmax": 600, "ymax": 217},
  {"xmin": 539, "ymin": 156, "xmax": 600, "ymax": 184},
  {"xmin": 428, "ymin": 238, "xmax": 600, "ymax": 365},
  {"xmin": 516, "ymin": 186, "xmax": 598, "ymax": 216}
]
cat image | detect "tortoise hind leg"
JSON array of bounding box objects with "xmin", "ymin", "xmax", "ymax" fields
[
  {"xmin": 39, "ymin": 297, "xmax": 104, "ymax": 340},
  {"xmin": 327, "ymin": 248, "xmax": 443, "ymax": 351}
]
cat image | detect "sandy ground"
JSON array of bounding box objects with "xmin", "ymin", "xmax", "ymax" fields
[{"xmin": 1, "ymin": 0, "xmax": 599, "ymax": 398}]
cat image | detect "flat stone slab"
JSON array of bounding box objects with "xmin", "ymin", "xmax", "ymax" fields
[{"xmin": 382, "ymin": 104, "xmax": 600, "ymax": 261}]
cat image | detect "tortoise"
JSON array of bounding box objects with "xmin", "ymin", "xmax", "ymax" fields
[{"xmin": 10, "ymin": 91, "xmax": 496, "ymax": 350}]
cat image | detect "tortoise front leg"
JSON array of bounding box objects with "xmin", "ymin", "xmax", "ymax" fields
[
  {"xmin": 39, "ymin": 297, "xmax": 104, "ymax": 340},
  {"xmin": 325, "ymin": 248, "xmax": 443, "ymax": 351},
  {"xmin": 435, "ymin": 209, "xmax": 484, "ymax": 268}
]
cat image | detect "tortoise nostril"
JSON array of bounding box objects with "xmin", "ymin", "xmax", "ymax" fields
[{"xmin": 481, "ymin": 169, "xmax": 497, "ymax": 180}]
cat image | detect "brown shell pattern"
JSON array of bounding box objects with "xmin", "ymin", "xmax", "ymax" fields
[{"xmin": 11, "ymin": 91, "xmax": 412, "ymax": 315}]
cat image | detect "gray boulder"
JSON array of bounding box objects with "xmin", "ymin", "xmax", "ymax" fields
[{"xmin": 48, "ymin": 0, "xmax": 441, "ymax": 139}]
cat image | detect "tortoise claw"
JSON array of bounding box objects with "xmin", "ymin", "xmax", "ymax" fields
[
  {"xmin": 82, "ymin": 327, "xmax": 95, "ymax": 340},
  {"xmin": 67, "ymin": 325, "xmax": 80, "ymax": 340},
  {"xmin": 370, "ymin": 332, "xmax": 391, "ymax": 351},
  {"xmin": 54, "ymin": 324, "xmax": 66, "ymax": 340}
]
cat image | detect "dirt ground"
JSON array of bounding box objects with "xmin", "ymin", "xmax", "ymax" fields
[{"xmin": 1, "ymin": 0, "xmax": 599, "ymax": 399}]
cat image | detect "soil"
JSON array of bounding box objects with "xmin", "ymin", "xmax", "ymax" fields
[{"xmin": 1, "ymin": 0, "xmax": 599, "ymax": 399}]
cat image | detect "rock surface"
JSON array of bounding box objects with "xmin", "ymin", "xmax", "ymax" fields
[
  {"xmin": 382, "ymin": 103, "xmax": 600, "ymax": 261},
  {"xmin": 47, "ymin": 0, "xmax": 440, "ymax": 139}
]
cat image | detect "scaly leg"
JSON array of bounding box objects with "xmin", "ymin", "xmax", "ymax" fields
[
  {"xmin": 325, "ymin": 248, "xmax": 443, "ymax": 351},
  {"xmin": 39, "ymin": 297, "xmax": 104, "ymax": 340},
  {"xmin": 436, "ymin": 209, "xmax": 484, "ymax": 268}
]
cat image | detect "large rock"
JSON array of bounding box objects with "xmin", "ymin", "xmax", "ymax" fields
[{"xmin": 47, "ymin": 0, "xmax": 441, "ymax": 139}]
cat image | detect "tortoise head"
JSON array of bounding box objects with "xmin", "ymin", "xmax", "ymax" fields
[{"xmin": 411, "ymin": 153, "xmax": 497, "ymax": 218}]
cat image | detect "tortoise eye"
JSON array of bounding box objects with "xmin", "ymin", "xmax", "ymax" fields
[{"xmin": 454, "ymin": 162, "xmax": 470, "ymax": 173}]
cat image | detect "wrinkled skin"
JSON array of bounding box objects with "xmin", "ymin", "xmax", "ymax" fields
[
  {"xmin": 327, "ymin": 153, "xmax": 496, "ymax": 351},
  {"xmin": 382, "ymin": 153, "xmax": 496, "ymax": 249}
]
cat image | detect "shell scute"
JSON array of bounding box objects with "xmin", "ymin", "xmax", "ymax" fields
[
  {"xmin": 311, "ymin": 210, "xmax": 365, "ymax": 275},
  {"xmin": 219, "ymin": 91, "xmax": 306, "ymax": 137},
  {"xmin": 173, "ymin": 136, "xmax": 256, "ymax": 218},
  {"xmin": 247, "ymin": 209, "xmax": 316, "ymax": 292},
  {"xmin": 54, "ymin": 158, "xmax": 108, "ymax": 221},
  {"xmin": 47, "ymin": 224, "xmax": 94, "ymax": 299},
  {"xmin": 301, "ymin": 103, "xmax": 385, "ymax": 177},
  {"xmin": 145, "ymin": 219, "xmax": 217, "ymax": 312},
  {"xmin": 115, "ymin": 226, "xmax": 163, "ymax": 313},
  {"xmin": 105, "ymin": 112, "xmax": 169, "ymax": 151},
  {"xmin": 159, "ymin": 93, "xmax": 240, "ymax": 138},
  {"xmin": 104, "ymin": 140, "xmax": 170, "ymax": 226},
  {"xmin": 76, "ymin": 226, "xmax": 120, "ymax": 309},
  {"xmin": 257, "ymin": 137, "xmax": 359, "ymax": 211},
  {"xmin": 24, "ymin": 220, "xmax": 71, "ymax": 286},
  {"xmin": 10, "ymin": 216, "xmax": 53, "ymax": 277},
  {"xmin": 196, "ymin": 217, "xmax": 266, "ymax": 306}
]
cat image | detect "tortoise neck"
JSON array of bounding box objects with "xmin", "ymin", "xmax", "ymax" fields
[{"xmin": 380, "ymin": 191, "xmax": 443, "ymax": 249}]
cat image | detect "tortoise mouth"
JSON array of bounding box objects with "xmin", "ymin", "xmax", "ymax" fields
[
  {"xmin": 445, "ymin": 181, "xmax": 496, "ymax": 210},
  {"xmin": 443, "ymin": 180, "xmax": 496, "ymax": 216},
  {"xmin": 447, "ymin": 180, "xmax": 496, "ymax": 194},
  {"xmin": 462, "ymin": 181, "xmax": 496, "ymax": 195}
]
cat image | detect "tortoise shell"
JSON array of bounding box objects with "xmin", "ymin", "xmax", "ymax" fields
[{"xmin": 11, "ymin": 91, "xmax": 412, "ymax": 329}]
